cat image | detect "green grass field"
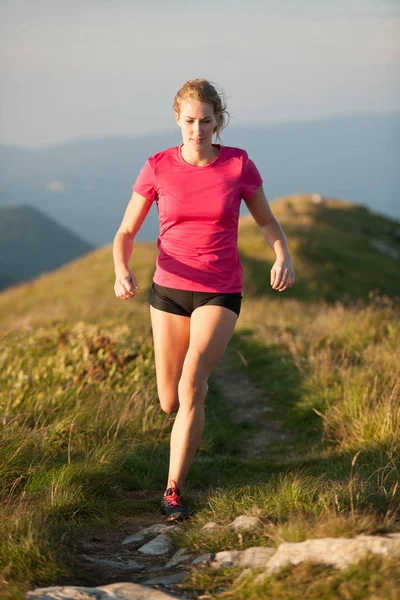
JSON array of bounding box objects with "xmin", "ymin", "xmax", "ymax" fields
[{"xmin": 0, "ymin": 195, "xmax": 399, "ymax": 599}]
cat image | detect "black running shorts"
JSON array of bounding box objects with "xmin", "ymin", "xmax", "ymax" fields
[{"xmin": 150, "ymin": 282, "xmax": 242, "ymax": 317}]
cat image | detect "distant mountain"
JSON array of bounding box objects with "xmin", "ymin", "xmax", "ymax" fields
[
  {"xmin": 0, "ymin": 205, "xmax": 94, "ymax": 290},
  {"xmin": 0, "ymin": 112, "xmax": 399, "ymax": 246},
  {"xmin": 0, "ymin": 272, "xmax": 16, "ymax": 289}
]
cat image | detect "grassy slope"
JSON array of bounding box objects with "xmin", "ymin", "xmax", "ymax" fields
[{"xmin": 0, "ymin": 196, "xmax": 399, "ymax": 599}]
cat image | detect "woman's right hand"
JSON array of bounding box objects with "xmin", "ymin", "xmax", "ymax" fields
[{"xmin": 114, "ymin": 268, "xmax": 139, "ymax": 300}]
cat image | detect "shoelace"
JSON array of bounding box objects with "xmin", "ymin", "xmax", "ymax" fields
[{"xmin": 164, "ymin": 479, "xmax": 182, "ymax": 507}]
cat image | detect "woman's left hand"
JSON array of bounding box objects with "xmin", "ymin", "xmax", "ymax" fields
[{"xmin": 271, "ymin": 256, "xmax": 295, "ymax": 291}]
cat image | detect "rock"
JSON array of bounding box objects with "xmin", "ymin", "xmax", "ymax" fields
[
  {"xmin": 27, "ymin": 587, "xmax": 95, "ymax": 600},
  {"xmin": 311, "ymin": 193, "xmax": 323, "ymax": 203},
  {"xmin": 138, "ymin": 533, "xmax": 172, "ymax": 555},
  {"xmin": 143, "ymin": 572, "xmax": 189, "ymax": 586},
  {"xmin": 240, "ymin": 546, "xmax": 275, "ymax": 568},
  {"xmin": 148, "ymin": 564, "xmax": 168, "ymax": 572},
  {"xmin": 211, "ymin": 550, "xmax": 242, "ymax": 568},
  {"xmin": 163, "ymin": 548, "xmax": 194, "ymax": 569},
  {"xmin": 209, "ymin": 546, "xmax": 275, "ymax": 570},
  {"xmin": 79, "ymin": 554, "xmax": 144, "ymax": 571},
  {"xmin": 122, "ymin": 524, "xmax": 178, "ymax": 545},
  {"xmin": 253, "ymin": 572, "xmax": 267, "ymax": 586},
  {"xmin": 371, "ymin": 239, "xmax": 399, "ymax": 260},
  {"xmin": 122, "ymin": 532, "xmax": 147, "ymax": 545},
  {"xmin": 126, "ymin": 559, "xmax": 146, "ymax": 571},
  {"xmin": 192, "ymin": 552, "xmax": 215, "ymax": 565},
  {"xmin": 149, "ymin": 548, "xmax": 193, "ymax": 571},
  {"xmin": 171, "ymin": 547, "xmax": 190, "ymax": 558},
  {"xmin": 266, "ymin": 533, "xmax": 400, "ymax": 573},
  {"xmin": 27, "ymin": 581, "xmax": 180, "ymax": 599},
  {"xmin": 201, "ymin": 521, "xmax": 222, "ymax": 532},
  {"xmin": 229, "ymin": 515, "xmax": 263, "ymax": 531}
]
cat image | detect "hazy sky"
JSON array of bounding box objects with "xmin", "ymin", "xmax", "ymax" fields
[{"xmin": 1, "ymin": 0, "xmax": 399, "ymax": 148}]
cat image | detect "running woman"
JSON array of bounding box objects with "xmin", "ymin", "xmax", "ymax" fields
[{"xmin": 113, "ymin": 78, "xmax": 295, "ymax": 521}]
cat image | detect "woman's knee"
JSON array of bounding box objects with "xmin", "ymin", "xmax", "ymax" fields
[
  {"xmin": 178, "ymin": 371, "xmax": 209, "ymax": 406},
  {"xmin": 158, "ymin": 391, "xmax": 179, "ymax": 414}
]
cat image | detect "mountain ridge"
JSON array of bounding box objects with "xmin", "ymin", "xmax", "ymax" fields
[{"xmin": 0, "ymin": 205, "xmax": 95, "ymax": 290}]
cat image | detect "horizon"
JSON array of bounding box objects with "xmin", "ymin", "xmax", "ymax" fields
[{"xmin": 1, "ymin": 108, "xmax": 399, "ymax": 152}]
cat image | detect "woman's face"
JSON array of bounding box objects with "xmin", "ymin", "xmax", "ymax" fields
[{"xmin": 175, "ymin": 100, "xmax": 218, "ymax": 149}]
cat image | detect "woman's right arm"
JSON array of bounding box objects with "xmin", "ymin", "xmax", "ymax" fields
[{"xmin": 113, "ymin": 190, "xmax": 153, "ymax": 300}]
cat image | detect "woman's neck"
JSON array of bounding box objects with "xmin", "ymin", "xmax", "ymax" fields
[{"xmin": 181, "ymin": 143, "xmax": 219, "ymax": 166}]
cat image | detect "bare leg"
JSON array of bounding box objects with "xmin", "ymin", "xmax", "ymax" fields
[
  {"xmin": 167, "ymin": 305, "xmax": 238, "ymax": 490},
  {"xmin": 150, "ymin": 306, "xmax": 190, "ymax": 414}
]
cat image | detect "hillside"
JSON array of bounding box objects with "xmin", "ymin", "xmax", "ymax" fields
[
  {"xmin": 0, "ymin": 194, "xmax": 398, "ymax": 331},
  {"xmin": 0, "ymin": 205, "xmax": 95, "ymax": 291},
  {"xmin": 0, "ymin": 195, "xmax": 399, "ymax": 600},
  {"xmin": 239, "ymin": 194, "xmax": 400, "ymax": 304}
]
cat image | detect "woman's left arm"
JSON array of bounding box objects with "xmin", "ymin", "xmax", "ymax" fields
[{"xmin": 244, "ymin": 184, "xmax": 295, "ymax": 292}]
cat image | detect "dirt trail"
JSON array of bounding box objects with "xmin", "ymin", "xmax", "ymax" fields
[{"xmin": 212, "ymin": 354, "xmax": 293, "ymax": 459}]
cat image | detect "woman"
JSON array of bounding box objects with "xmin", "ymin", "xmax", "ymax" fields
[{"xmin": 113, "ymin": 78, "xmax": 295, "ymax": 521}]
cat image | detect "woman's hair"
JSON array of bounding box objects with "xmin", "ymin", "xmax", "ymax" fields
[{"xmin": 173, "ymin": 78, "xmax": 230, "ymax": 143}]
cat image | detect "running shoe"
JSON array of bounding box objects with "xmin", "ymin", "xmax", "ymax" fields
[{"xmin": 160, "ymin": 479, "xmax": 193, "ymax": 521}]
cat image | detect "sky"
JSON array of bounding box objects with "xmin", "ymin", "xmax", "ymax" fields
[{"xmin": 0, "ymin": 0, "xmax": 399, "ymax": 148}]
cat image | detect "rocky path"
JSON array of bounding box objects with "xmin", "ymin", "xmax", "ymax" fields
[{"xmin": 26, "ymin": 516, "xmax": 400, "ymax": 600}]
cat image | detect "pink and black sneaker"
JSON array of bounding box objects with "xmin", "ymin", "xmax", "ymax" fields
[{"xmin": 160, "ymin": 479, "xmax": 193, "ymax": 521}]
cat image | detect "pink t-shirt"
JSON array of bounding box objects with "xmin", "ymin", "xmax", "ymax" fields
[{"xmin": 132, "ymin": 144, "xmax": 263, "ymax": 293}]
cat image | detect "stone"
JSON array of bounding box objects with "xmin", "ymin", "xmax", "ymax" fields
[
  {"xmin": 239, "ymin": 546, "xmax": 276, "ymax": 568},
  {"xmin": 127, "ymin": 559, "xmax": 146, "ymax": 571},
  {"xmin": 201, "ymin": 521, "xmax": 222, "ymax": 532},
  {"xmin": 27, "ymin": 588, "xmax": 95, "ymax": 600},
  {"xmin": 208, "ymin": 547, "xmax": 275, "ymax": 570},
  {"xmin": 162, "ymin": 549, "xmax": 194, "ymax": 569},
  {"xmin": 138, "ymin": 533, "xmax": 172, "ymax": 555},
  {"xmin": 149, "ymin": 548, "xmax": 193, "ymax": 571},
  {"xmin": 170, "ymin": 547, "xmax": 190, "ymax": 558},
  {"xmin": 311, "ymin": 194, "xmax": 323, "ymax": 203},
  {"xmin": 26, "ymin": 581, "xmax": 180, "ymax": 599},
  {"xmin": 266, "ymin": 533, "xmax": 400, "ymax": 574},
  {"xmin": 229, "ymin": 515, "xmax": 264, "ymax": 532},
  {"xmin": 211, "ymin": 550, "xmax": 242, "ymax": 568},
  {"xmin": 122, "ymin": 524, "xmax": 178, "ymax": 545},
  {"xmin": 79, "ymin": 554, "xmax": 144, "ymax": 571},
  {"xmin": 143, "ymin": 572, "xmax": 189, "ymax": 586},
  {"xmin": 192, "ymin": 552, "xmax": 215, "ymax": 565},
  {"xmin": 253, "ymin": 572, "xmax": 267, "ymax": 586}
]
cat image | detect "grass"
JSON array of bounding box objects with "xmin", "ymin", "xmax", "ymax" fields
[{"xmin": 0, "ymin": 196, "xmax": 399, "ymax": 599}]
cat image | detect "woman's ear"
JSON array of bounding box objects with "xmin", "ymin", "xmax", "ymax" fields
[{"xmin": 174, "ymin": 111, "xmax": 180, "ymax": 126}]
